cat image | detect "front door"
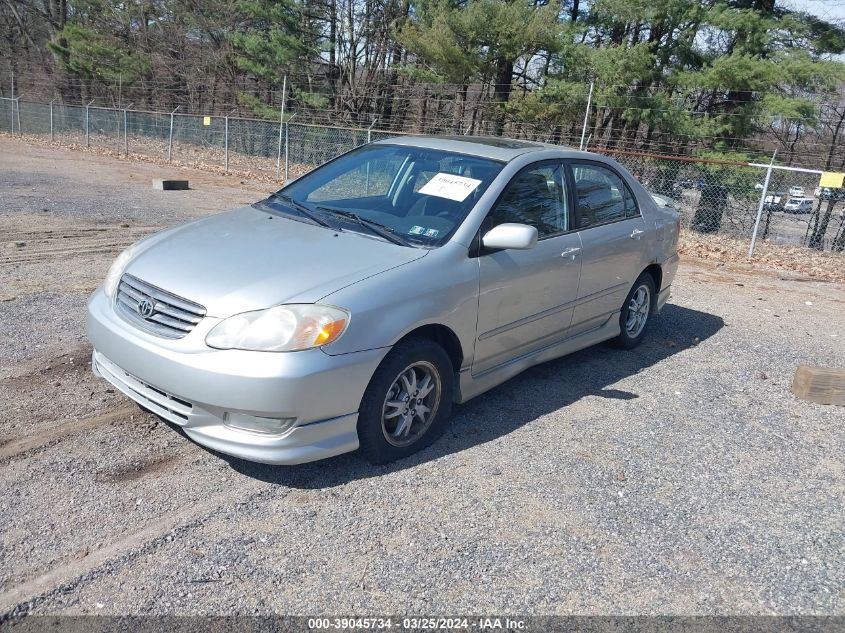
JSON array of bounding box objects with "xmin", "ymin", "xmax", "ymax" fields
[
  {"xmin": 473, "ymin": 161, "xmax": 583, "ymax": 375},
  {"xmin": 566, "ymin": 161, "xmax": 648, "ymax": 337}
]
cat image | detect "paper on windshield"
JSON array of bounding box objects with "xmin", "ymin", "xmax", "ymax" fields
[{"xmin": 418, "ymin": 172, "xmax": 482, "ymax": 202}]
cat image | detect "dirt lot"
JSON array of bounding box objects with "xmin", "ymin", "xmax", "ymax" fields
[{"xmin": 1, "ymin": 137, "xmax": 843, "ymax": 617}]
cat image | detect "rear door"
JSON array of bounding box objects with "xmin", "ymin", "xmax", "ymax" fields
[
  {"xmin": 473, "ymin": 161, "xmax": 583, "ymax": 374},
  {"xmin": 566, "ymin": 161, "xmax": 648, "ymax": 338}
]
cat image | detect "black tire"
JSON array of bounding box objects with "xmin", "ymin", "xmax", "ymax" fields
[
  {"xmin": 613, "ymin": 273, "xmax": 656, "ymax": 350},
  {"xmin": 357, "ymin": 338, "xmax": 454, "ymax": 464}
]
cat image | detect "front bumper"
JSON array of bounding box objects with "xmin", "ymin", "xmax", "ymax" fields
[{"xmin": 87, "ymin": 288, "xmax": 389, "ymax": 464}]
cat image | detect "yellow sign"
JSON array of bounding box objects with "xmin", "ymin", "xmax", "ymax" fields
[
  {"xmin": 819, "ymin": 171, "xmax": 844, "ymax": 188},
  {"xmin": 203, "ymin": 116, "xmax": 211, "ymax": 126}
]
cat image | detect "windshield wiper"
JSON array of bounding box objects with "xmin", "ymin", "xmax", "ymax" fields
[
  {"xmin": 316, "ymin": 206, "xmax": 411, "ymax": 246},
  {"xmin": 267, "ymin": 193, "xmax": 335, "ymax": 229}
]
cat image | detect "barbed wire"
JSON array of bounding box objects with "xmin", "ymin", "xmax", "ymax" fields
[
  {"xmin": 4, "ymin": 60, "xmax": 844, "ymax": 105},
  {"xmin": 3, "ymin": 62, "xmax": 842, "ymax": 167},
  {"xmin": 7, "ymin": 85, "xmax": 845, "ymax": 131},
  {"xmin": 13, "ymin": 98, "xmax": 839, "ymax": 162}
]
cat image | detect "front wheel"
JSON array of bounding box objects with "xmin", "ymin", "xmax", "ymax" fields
[
  {"xmin": 613, "ymin": 273, "xmax": 656, "ymax": 349},
  {"xmin": 357, "ymin": 338, "xmax": 454, "ymax": 464}
]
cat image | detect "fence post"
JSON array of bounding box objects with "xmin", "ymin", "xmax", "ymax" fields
[
  {"xmin": 366, "ymin": 118, "xmax": 378, "ymax": 194},
  {"xmin": 167, "ymin": 106, "xmax": 180, "ymax": 162},
  {"xmin": 224, "ymin": 115, "xmax": 229, "ymax": 172},
  {"xmin": 748, "ymin": 150, "xmax": 777, "ymax": 258},
  {"xmin": 15, "ymin": 97, "xmax": 21, "ymax": 135},
  {"xmin": 115, "ymin": 106, "xmax": 121, "ymax": 151},
  {"xmin": 579, "ymin": 81, "xmax": 594, "ymax": 151},
  {"xmin": 8, "ymin": 70, "xmax": 13, "ymax": 132},
  {"xmin": 49, "ymin": 98, "xmax": 55, "ymax": 141},
  {"xmin": 276, "ymin": 76, "xmax": 287, "ymax": 181},
  {"xmin": 284, "ymin": 113, "xmax": 296, "ymax": 183},
  {"xmin": 85, "ymin": 100, "xmax": 95, "ymax": 147},
  {"xmin": 123, "ymin": 104, "xmax": 132, "ymax": 156}
]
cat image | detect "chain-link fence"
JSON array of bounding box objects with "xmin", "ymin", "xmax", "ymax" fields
[
  {"xmin": 600, "ymin": 150, "xmax": 845, "ymax": 253},
  {"xmin": 2, "ymin": 99, "xmax": 844, "ymax": 254}
]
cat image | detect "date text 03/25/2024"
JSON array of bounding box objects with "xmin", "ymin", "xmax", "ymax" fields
[{"xmin": 307, "ymin": 617, "xmax": 527, "ymax": 630}]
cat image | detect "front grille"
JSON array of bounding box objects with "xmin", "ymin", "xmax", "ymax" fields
[{"xmin": 116, "ymin": 274, "xmax": 206, "ymax": 339}]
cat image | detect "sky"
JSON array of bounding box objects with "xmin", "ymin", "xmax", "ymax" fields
[
  {"xmin": 786, "ymin": 0, "xmax": 845, "ymax": 23},
  {"xmin": 785, "ymin": 0, "xmax": 845, "ymax": 61}
]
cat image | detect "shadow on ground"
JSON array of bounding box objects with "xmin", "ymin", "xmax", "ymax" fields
[{"xmin": 208, "ymin": 303, "xmax": 724, "ymax": 487}]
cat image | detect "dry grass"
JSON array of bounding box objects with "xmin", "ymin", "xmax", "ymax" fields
[
  {"xmin": 679, "ymin": 231, "xmax": 844, "ymax": 283},
  {"xmin": 0, "ymin": 131, "xmax": 313, "ymax": 185}
]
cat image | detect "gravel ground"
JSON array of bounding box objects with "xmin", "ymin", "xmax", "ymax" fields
[{"xmin": 0, "ymin": 137, "xmax": 843, "ymax": 618}]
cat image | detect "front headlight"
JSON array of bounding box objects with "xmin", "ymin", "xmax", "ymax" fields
[
  {"xmin": 206, "ymin": 304, "xmax": 349, "ymax": 352},
  {"xmin": 104, "ymin": 245, "xmax": 137, "ymax": 298}
]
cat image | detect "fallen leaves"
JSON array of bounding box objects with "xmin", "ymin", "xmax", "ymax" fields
[{"xmin": 679, "ymin": 231, "xmax": 844, "ymax": 283}]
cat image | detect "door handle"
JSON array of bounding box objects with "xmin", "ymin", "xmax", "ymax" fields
[
  {"xmin": 630, "ymin": 228, "xmax": 645, "ymax": 239},
  {"xmin": 560, "ymin": 247, "xmax": 581, "ymax": 259}
]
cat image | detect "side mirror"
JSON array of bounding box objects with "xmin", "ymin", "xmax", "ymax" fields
[{"xmin": 481, "ymin": 223, "xmax": 538, "ymax": 251}]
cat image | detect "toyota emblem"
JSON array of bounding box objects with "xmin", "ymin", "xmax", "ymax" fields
[{"xmin": 137, "ymin": 299, "xmax": 155, "ymax": 319}]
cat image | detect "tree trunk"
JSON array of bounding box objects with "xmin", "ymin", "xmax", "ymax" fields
[
  {"xmin": 416, "ymin": 86, "xmax": 427, "ymax": 133},
  {"xmin": 808, "ymin": 198, "xmax": 836, "ymax": 250},
  {"xmin": 329, "ymin": 0, "xmax": 338, "ymax": 110},
  {"xmin": 692, "ymin": 184, "xmax": 728, "ymax": 233},
  {"xmin": 491, "ymin": 58, "xmax": 513, "ymax": 137},
  {"xmin": 832, "ymin": 218, "xmax": 845, "ymax": 252},
  {"xmin": 453, "ymin": 83, "xmax": 468, "ymax": 133}
]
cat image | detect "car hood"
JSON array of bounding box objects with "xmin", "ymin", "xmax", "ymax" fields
[{"xmin": 124, "ymin": 206, "xmax": 427, "ymax": 317}]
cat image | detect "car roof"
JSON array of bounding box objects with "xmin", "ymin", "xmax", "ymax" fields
[{"xmin": 372, "ymin": 134, "xmax": 583, "ymax": 162}]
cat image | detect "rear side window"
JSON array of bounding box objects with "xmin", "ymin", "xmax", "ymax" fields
[
  {"xmin": 487, "ymin": 163, "xmax": 568, "ymax": 237},
  {"xmin": 571, "ymin": 163, "xmax": 638, "ymax": 228}
]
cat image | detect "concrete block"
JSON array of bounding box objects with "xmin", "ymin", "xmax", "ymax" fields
[{"xmin": 152, "ymin": 179, "xmax": 190, "ymax": 191}]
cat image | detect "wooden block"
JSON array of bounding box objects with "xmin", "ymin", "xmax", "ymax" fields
[
  {"xmin": 791, "ymin": 366, "xmax": 845, "ymax": 406},
  {"xmin": 152, "ymin": 179, "xmax": 189, "ymax": 191}
]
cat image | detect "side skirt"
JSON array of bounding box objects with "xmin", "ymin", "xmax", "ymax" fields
[{"xmin": 454, "ymin": 311, "xmax": 622, "ymax": 404}]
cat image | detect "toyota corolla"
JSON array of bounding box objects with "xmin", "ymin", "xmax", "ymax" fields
[{"xmin": 87, "ymin": 136, "xmax": 679, "ymax": 465}]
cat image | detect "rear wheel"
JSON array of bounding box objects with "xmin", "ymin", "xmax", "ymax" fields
[
  {"xmin": 613, "ymin": 273, "xmax": 656, "ymax": 349},
  {"xmin": 357, "ymin": 338, "xmax": 454, "ymax": 464}
]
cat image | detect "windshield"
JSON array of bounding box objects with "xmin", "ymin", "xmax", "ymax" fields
[{"xmin": 269, "ymin": 144, "xmax": 504, "ymax": 247}]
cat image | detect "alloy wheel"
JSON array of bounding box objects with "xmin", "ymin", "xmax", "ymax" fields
[
  {"xmin": 626, "ymin": 284, "xmax": 651, "ymax": 338},
  {"xmin": 381, "ymin": 361, "xmax": 442, "ymax": 447}
]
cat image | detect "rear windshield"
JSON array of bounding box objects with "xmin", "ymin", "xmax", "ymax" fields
[{"xmin": 271, "ymin": 144, "xmax": 504, "ymax": 247}]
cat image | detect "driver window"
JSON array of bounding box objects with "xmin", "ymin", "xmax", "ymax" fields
[{"xmin": 487, "ymin": 164, "xmax": 568, "ymax": 237}]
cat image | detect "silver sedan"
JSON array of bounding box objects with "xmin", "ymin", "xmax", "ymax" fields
[{"xmin": 87, "ymin": 136, "xmax": 680, "ymax": 464}]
